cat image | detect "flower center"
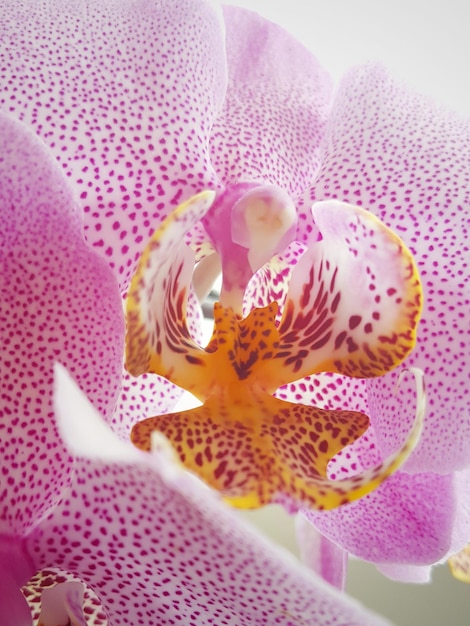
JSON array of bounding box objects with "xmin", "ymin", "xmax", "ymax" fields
[{"xmin": 125, "ymin": 191, "xmax": 424, "ymax": 510}]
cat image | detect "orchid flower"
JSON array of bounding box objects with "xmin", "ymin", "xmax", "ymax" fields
[
  {"xmin": 125, "ymin": 2, "xmax": 470, "ymax": 585},
  {"xmin": 125, "ymin": 187, "xmax": 424, "ymax": 511},
  {"xmin": 210, "ymin": 6, "xmax": 470, "ymax": 584},
  {"xmin": 0, "ymin": 108, "xmax": 396, "ymax": 625},
  {"xmin": 1, "ymin": 0, "xmax": 469, "ymax": 595}
]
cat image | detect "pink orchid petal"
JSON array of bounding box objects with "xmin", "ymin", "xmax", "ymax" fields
[
  {"xmin": 296, "ymin": 515, "xmax": 347, "ymax": 590},
  {"xmin": 301, "ymin": 401, "xmax": 470, "ymax": 577},
  {"xmin": 113, "ymin": 369, "xmax": 182, "ymax": 440},
  {"xmin": 304, "ymin": 468, "xmax": 470, "ymax": 573},
  {"xmin": 0, "ymin": 113, "xmax": 123, "ymax": 534},
  {"xmin": 1, "ymin": 0, "xmax": 227, "ymax": 291},
  {"xmin": 302, "ymin": 64, "xmax": 470, "ymax": 473},
  {"xmin": 374, "ymin": 562, "xmax": 432, "ymax": 584},
  {"xmin": 367, "ymin": 359, "xmax": 468, "ymax": 474},
  {"xmin": 22, "ymin": 368, "xmax": 391, "ymax": 626},
  {"xmin": 26, "ymin": 459, "xmax": 391, "ymax": 626},
  {"xmin": 295, "ymin": 371, "xmax": 470, "ymax": 577},
  {"xmin": 275, "ymin": 373, "xmax": 369, "ymax": 417},
  {"xmin": 211, "ymin": 6, "xmax": 333, "ymax": 196}
]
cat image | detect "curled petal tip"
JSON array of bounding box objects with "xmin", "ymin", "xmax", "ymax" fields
[{"xmin": 318, "ymin": 367, "xmax": 425, "ymax": 509}]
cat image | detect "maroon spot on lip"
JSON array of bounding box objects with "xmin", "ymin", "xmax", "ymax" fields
[{"xmin": 348, "ymin": 315, "xmax": 362, "ymax": 330}]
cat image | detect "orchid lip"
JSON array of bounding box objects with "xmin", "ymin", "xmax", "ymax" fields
[{"xmin": 125, "ymin": 191, "xmax": 424, "ymax": 511}]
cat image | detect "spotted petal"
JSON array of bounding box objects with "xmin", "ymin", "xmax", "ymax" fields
[
  {"xmin": 0, "ymin": 112, "xmax": 123, "ymax": 535},
  {"xmin": 1, "ymin": 0, "xmax": 227, "ymax": 290},
  {"xmin": 305, "ymin": 465, "xmax": 470, "ymax": 581},
  {"xmin": 302, "ymin": 392, "xmax": 470, "ymax": 580},
  {"xmin": 131, "ymin": 391, "xmax": 370, "ymax": 509},
  {"xmin": 270, "ymin": 200, "xmax": 422, "ymax": 386},
  {"xmin": 300, "ymin": 64, "xmax": 470, "ymax": 473},
  {"xmin": 20, "ymin": 366, "xmax": 392, "ymax": 626}
]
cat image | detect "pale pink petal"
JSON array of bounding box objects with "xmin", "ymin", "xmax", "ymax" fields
[
  {"xmin": 367, "ymin": 357, "xmax": 468, "ymax": 474},
  {"xmin": 297, "ymin": 371, "xmax": 470, "ymax": 579},
  {"xmin": 296, "ymin": 515, "xmax": 347, "ymax": 590},
  {"xmin": 211, "ymin": 6, "xmax": 333, "ymax": 196},
  {"xmin": 26, "ymin": 459, "xmax": 391, "ymax": 625},
  {"xmin": 301, "ymin": 396, "xmax": 470, "ymax": 578},
  {"xmin": 0, "ymin": 113, "xmax": 123, "ymax": 534},
  {"xmin": 275, "ymin": 373, "xmax": 369, "ymax": 417},
  {"xmin": 374, "ymin": 563, "xmax": 431, "ymax": 584},
  {"xmin": 304, "ymin": 468, "xmax": 470, "ymax": 573},
  {"xmin": 302, "ymin": 65, "xmax": 470, "ymax": 473},
  {"xmin": 112, "ymin": 370, "xmax": 182, "ymax": 440},
  {"xmin": 22, "ymin": 369, "xmax": 391, "ymax": 626},
  {"xmin": 1, "ymin": 0, "xmax": 227, "ymax": 291}
]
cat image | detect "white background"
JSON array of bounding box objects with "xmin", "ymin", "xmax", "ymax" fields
[{"xmin": 226, "ymin": 1, "xmax": 470, "ymax": 624}]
